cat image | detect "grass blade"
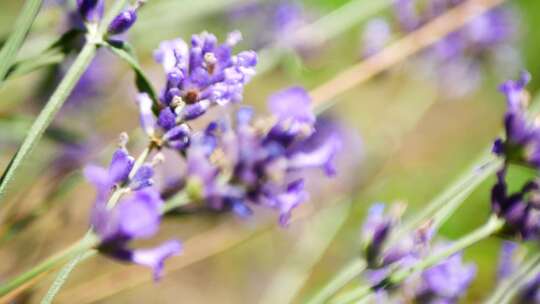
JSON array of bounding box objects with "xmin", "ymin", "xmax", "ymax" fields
[{"xmin": 0, "ymin": 0, "xmax": 43, "ymax": 85}]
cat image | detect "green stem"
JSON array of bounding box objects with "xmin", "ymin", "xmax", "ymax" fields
[
  {"xmin": 305, "ymin": 258, "xmax": 366, "ymax": 304},
  {"xmin": 161, "ymin": 191, "xmax": 191, "ymax": 214},
  {"xmin": 0, "ymin": 233, "xmax": 99, "ymax": 298},
  {"xmin": 331, "ymin": 216, "xmax": 505, "ymax": 304},
  {"xmin": 0, "ymin": 0, "xmax": 43, "ymax": 85}
]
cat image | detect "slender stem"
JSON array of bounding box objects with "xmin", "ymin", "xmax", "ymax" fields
[
  {"xmin": 310, "ymin": 0, "xmax": 505, "ymax": 108},
  {"xmin": 0, "ymin": 233, "xmax": 99, "ymax": 299},
  {"xmin": 161, "ymin": 191, "xmax": 190, "ymax": 214},
  {"xmin": 0, "ymin": 0, "xmax": 43, "ymax": 85},
  {"xmin": 305, "ymin": 258, "xmax": 366, "ymax": 304}
]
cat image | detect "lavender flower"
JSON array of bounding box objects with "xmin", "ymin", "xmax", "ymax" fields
[
  {"xmin": 492, "ymin": 72, "xmax": 539, "ymax": 168},
  {"xmin": 227, "ymin": 1, "xmax": 311, "ymax": 52},
  {"xmin": 76, "ymin": 0, "xmax": 104, "ymax": 22},
  {"xmin": 413, "ymin": 251, "xmax": 476, "ymax": 304},
  {"xmin": 497, "ymin": 241, "xmax": 519, "ymax": 280},
  {"xmin": 490, "ymin": 168, "xmax": 540, "ymax": 240},
  {"xmin": 179, "ymin": 87, "xmax": 341, "ymax": 225},
  {"xmin": 153, "ymin": 31, "xmax": 257, "ymax": 118},
  {"xmin": 361, "ymin": 18, "xmax": 392, "ymax": 58},
  {"xmin": 108, "ymin": 9, "xmax": 137, "ymax": 35},
  {"xmin": 360, "ymin": 203, "xmax": 476, "ymax": 303},
  {"xmin": 107, "ymin": 0, "xmax": 145, "ymax": 36},
  {"xmin": 84, "ymin": 136, "xmax": 181, "ymax": 279}
]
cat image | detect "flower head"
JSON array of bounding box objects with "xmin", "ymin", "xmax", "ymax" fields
[
  {"xmin": 84, "ymin": 135, "xmax": 181, "ymax": 279},
  {"xmin": 153, "ymin": 31, "xmax": 257, "ymax": 118},
  {"xmin": 492, "ymin": 72, "xmax": 540, "ymax": 168}
]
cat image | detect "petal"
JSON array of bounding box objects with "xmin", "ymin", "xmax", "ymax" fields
[
  {"xmin": 117, "ymin": 189, "xmax": 163, "ymax": 239},
  {"xmin": 84, "ymin": 165, "xmax": 110, "ymax": 195},
  {"xmin": 131, "ymin": 240, "xmax": 182, "ymax": 281},
  {"xmin": 130, "ymin": 164, "xmax": 154, "ymax": 190},
  {"xmin": 137, "ymin": 93, "xmax": 157, "ymax": 137},
  {"xmin": 108, "ymin": 148, "xmax": 135, "ymax": 185},
  {"xmin": 268, "ymin": 86, "xmax": 314, "ymax": 124}
]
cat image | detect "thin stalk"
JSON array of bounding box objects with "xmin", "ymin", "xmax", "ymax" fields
[
  {"xmin": 305, "ymin": 258, "xmax": 366, "ymax": 304},
  {"xmin": 0, "ymin": 233, "xmax": 99, "ymax": 299},
  {"xmin": 331, "ymin": 216, "xmax": 505, "ymax": 304},
  {"xmin": 0, "ymin": 0, "xmax": 43, "ymax": 85},
  {"xmin": 161, "ymin": 191, "xmax": 190, "ymax": 214}
]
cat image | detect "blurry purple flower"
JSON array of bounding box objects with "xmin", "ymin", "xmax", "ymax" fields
[
  {"xmin": 416, "ymin": 251, "xmax": 476, "ymax": 303},
  {"xmin": 370, "ymin": 0, "xmax": 521, "ymax": 98},
  {"xmin": 492, "ymin": 72, "xmax": 540, "ymax": 169},
  {"xmin": 227, "ymin": 1, "xmax": 312, "ymax": 52},
  {"xmin": 518, "ymin": 274, "xmax": 540, "ymax": 303},
  {"xmin": 361, "ymin": 19, "xmax": 391, "ymax": 58},
  {"xmin": 178, "ymin": 87, "xmax": 341, "ymax": 226},
  {"xmin": 497, "ymin": 241, "xmax": 519, "ymax": 281},
  {"xmin": 490, "ymin": 168, "xmax": 540, "ymax": 240},
  {"xmin": 76, "ymin": 0, "xmax": 104, "ymax": 22}
]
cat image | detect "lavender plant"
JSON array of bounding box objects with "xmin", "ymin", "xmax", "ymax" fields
[{"xmin": 1, "ymin": 0, "xmax": 538, "ymax": 303}]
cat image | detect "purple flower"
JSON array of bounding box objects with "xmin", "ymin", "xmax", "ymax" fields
[
  {"xmin": 89, "ymin": 188, "xmax": 182, "ymax": 280},
  {"xmin": 497, "ymin": 241, "xmax": 519, "ymax": 281},
  {"xmin": 108, "ymin": 9, "xmax": 137, "ymax": 35},
  {"xmin": 417, "ymin": 251, "xmax": 476, "ymax": 303},
  {"xmin": 361, "ymin": 19, "xmax": 392, "ymax": 58},
  {"xmin": 84, "ymin": 137, "xmax": 181, "ymax": 280},
  {"xmin": 153, "ymin": 31, "xmax": 257, "ymax": 120},
  {"xmin": 137, "ymin": 93, "xmax": 191, "ymax": 150},
  {"xmin": 374, "ymin": 0, "xmax": 520, "ymax": 97},
  {"xmin": 491, "ymin": 168, "xmax": 540, "ymax": 240},
  {"xmin": 76, "ymin": 0, "xmax": 104, "ymax": 22},
  {"xmin": 361, "ymin": 203, "xmax": 432, "ymax": 274},
  {"xmin": 492, "ymin": 72, "xmax": 540, "ymax": 168},
  {"xmin": 178, "ymin": 87, "xmax": 341, "ymax": 226}
]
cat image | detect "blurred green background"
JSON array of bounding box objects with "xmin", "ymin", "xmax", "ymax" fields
[{"xmin": 1, "ymin": 0, "xmax": 540, "ymax": 303}]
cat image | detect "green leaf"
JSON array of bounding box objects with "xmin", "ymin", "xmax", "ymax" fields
[
  {"xmin": 104, "ymin": 40, "xmax": 159, "ymax": 107},
  {"xmin": 0, "ymin": 0, "xmax": 43, "ymax": 86},
  {"xmin": 6, "ymin": 29, "xmax": 85, "ymax": 80}
]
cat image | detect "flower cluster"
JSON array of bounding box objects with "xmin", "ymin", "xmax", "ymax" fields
[
  {"xmin": 361, "ymin": 203, "xmax": 476, "ymax": 303},
  {"xmin": 180, "ymin": 87, "xmax": 341, "ymax": 226},
  {"xmin": 137, "ymin": 31, "xmax": 257, "ymax": 150},
  {"xmin": 85, "ymin": 136, "xmax": 181, "ymax": 280},
  {"xmin": 362, "ymin": 0, "xmax": 520, "ymax": 98},
  {"xmin": 491, "ymin": 73, "xmax": 540, "ymax": 240}
]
